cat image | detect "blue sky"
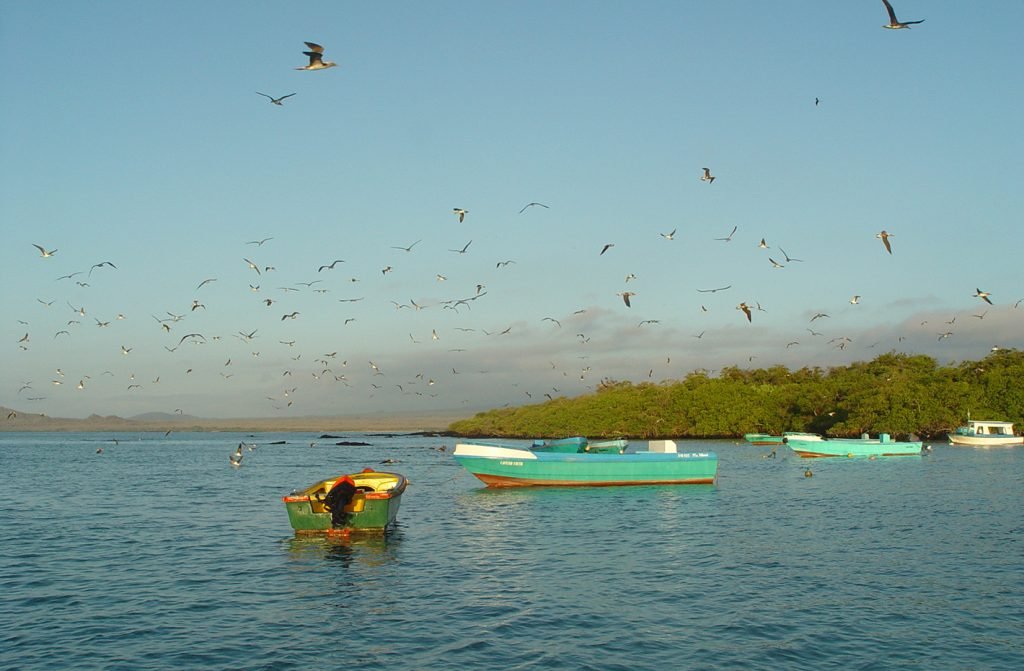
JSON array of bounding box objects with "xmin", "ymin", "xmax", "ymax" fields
[{"xmin": 2, "ymin": 1, "xmax": 1022, "ymax": 419}]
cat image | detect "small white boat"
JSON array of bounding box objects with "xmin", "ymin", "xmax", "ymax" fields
[{"xmin": 948, "ymin": 420, "xmax": 1023, "ymax": 447}]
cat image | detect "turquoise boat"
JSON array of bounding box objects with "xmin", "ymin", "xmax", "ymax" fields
[
  {"xmin": 453, "ymin": 440, "xmax": 718, "ymax": 487},
  {"xmin": 744, "ymin": 433, "xmax": 783, "ymax": 446},
  {"xmin": 783, "ymin": 434, "xmax": 923, "ymax": 458}
]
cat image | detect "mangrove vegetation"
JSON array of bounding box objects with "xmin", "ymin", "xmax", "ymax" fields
[{"xmin": 447, "ymin": 350, "xmax": 1024, "ymax": 440}]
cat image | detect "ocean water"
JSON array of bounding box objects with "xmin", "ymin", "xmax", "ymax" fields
[{"xmin": 0, "ymin": 432, "xmax": 1020, "ymax": 671}]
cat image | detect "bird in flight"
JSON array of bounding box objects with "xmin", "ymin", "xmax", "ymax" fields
[
  {"xmin": 244, "ymin": 258, "xmax": 262, "ymax": 274},
  {"xmin": 295, "ymin": 42, "xmax": 338, "ymax": 70},
  {"xmin": 715, "ymin": 226, "xmax": 737, "ymax": 242},
  {"xmin": 89, "ymin": 261, "xmax": 117, "ymax": 275},
  {"xmin": 318, "ymin": 259, "xmax": 345, "ymax": 272},
  {"xmin": 660, "ymin": 228, "xmax": 676, "ymax": 240},
  {"xmin": 736, "ymin": 302, "xmax": 752, "ymax": 322},
  {"xmin": 617, "ymin": 292, "xmax": 636, "ymax": 307},
  {"xmin": 850, "ymin": 295, "xmax": 861, "ymax": 304},
  {"xmin": 453, "ymin": 208, "xmax": 469, "ymax": 223},
  {"xmin": 779, "ymin": 247, "xmax": 803, "ymax": 263},
  {"xmin": 449, "ymin": 240, "xmax": 472, "ymax": 254},
  {"xmin": 391, "ymin": 240, "xmax": 421, "ymax": 252},
  {"xmin": 701, "ymin": 167, "xmax": 716, "ymax": 183},
  {"xmin": 246, "ymin": 237, "xmax": 273, "ymax": 246},
  {"xmin": 876, "ymin": 230, "xmax": 894, "ymax": 254},
  {"xmin": 600, "ymin": 243, "xmax": 615, "ymax": 256},
  {"xmin": 32, "ymin": 244, "xmax": 57, "ymax": 258},
  {"xmin": 697, "ymin": 285, "xmax": 731, "ymax": 293},
  {"xmin": 974, "ymin": 288, "xmax": 993, "ymax": 305},
  {"xmin": 256, "ymin": 92, "xmax": 296, "ymax": 105},
  {"xmin": 881, "ymin": 0, "xmax": 924, "ymax": 29},
  {"xmin": 519, "ymin": 202, "xmax": 549, "ymax": 214}
]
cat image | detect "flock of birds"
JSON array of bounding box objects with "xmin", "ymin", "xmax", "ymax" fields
[{"xmin": 7, "ymin": 4, "xmax": 1020, "ymax": 442}]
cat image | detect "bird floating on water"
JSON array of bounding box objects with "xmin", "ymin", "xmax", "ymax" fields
[
  {"xmin": 295, "ymin": 42, "xmax": 337, "ymax": 70},
  {"xmin": 881, "ymin": 0, "xmax": 924, "ymax": 29},
  {"xmin": 256, "ymin": 92, "xmax": 296, "ymax": 105}
]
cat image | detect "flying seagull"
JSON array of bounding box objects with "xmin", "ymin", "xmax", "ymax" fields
[
  {"xmin": 600, "ymin": 243, "xmax": 614, "ymax": 256},
  {"xmin": 876, "ymin": 230, "xmax": 893, "ymax": 254},
  {"xmin": 453, "ymin": 208, "xmax": 469, "ymax": 223},
  {"xmin": 518, "ymin": 202, "xmax": 549, "ymax": 214},
  {"xmin": 974, "ymin": 288, "xmax": 993, "ymax": 305},
  {"xmin": 318, "ymin": 259, "xmax": 345, "ymax": 272},
  {"xmin": 779, "ymin": 247, "xmax": 803, "ymax": 263},
  {"xmin": 32, "ymin": 244, "xmax": 57, "ymax": 258},
  {"xmin": 295, "ymin": 42, "xmax": 338, "ymax": 70},
  {"xmin": 881, "ymin": 0, "xmax": 924, "ymax": 29},
  {"xmin": 736, "ymin": 302, "xmax": 752, "ymax": 322},
  {"xmin": 701, "ymin": 167, "xmax": 716, "ymax": 183},
  {"xmin": 659, "ymin": 228, "xmax": 677, "ymax": 240},
  {"xmin": 256, "ymin": 92, "xmax": 296, "ymax": 105},
  {"xmin": 617, "ymin": 292, "xmax": 636, "ymax": 308},
  {"xmin": 715, "ymin": 226, "xmax": 737, "ymax": 242}
]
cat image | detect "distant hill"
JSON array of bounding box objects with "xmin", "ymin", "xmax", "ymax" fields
[
  {"xmin": 129, "ymin": 411, "xmax": 201, "ymax": 421},
  {"xmin": 0, "ymin": 406, "xmax": 466, "ymax": 433}
]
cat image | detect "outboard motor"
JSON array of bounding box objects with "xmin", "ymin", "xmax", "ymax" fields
[{"xmin": 323, "ymin": 478, "xmax": 357, "ymax": 527}]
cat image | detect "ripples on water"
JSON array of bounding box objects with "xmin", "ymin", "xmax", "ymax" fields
[{"xmin": 1, "ymin": 433, "xmax": 1020, "ymax": 670}]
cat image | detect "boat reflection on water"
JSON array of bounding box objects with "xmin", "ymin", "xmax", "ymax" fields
[{"xmin": 282, "ymin": 531, "xmax": 402, "ymax": 567}]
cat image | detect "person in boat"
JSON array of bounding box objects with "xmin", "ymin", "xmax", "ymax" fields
[{"xmin": 323, "ymin": 475, "xmax": 357, "ymax": 527}]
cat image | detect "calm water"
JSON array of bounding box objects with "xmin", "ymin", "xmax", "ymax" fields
[{"xmin": 1, "ymin": 432, "xmax": 1021, "ymax": 670}]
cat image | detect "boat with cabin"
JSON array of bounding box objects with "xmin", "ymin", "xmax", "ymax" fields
[
  {"xmin": 783, "ymin": 433, "xmax": 924, "ymax": 458},
  {"xmin": 282, "ymin": 469, "xmax": 407, "ymax": 534},
  {"xmin": 453, "ymin": 439, "xmax": 718, "ymax": 487},
  {"xmin": 948, "ymin": 420, "xmax": 1022, "ymax": 447}
]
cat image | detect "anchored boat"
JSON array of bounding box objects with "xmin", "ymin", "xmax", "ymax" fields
[
  {"xmin": 282, "ymin": 469, "xmax": 407, "ymax": 534},
  {"xmin": 783, "ymin": 433, "xmax": 924, "ymax": 458},
  {"xmin": 744, "ymin": 433, "xmax": 783, "ymax": 446},
  {"xmin": 453, "ymin": 439, "xmax": 717, "ymax": 487},
  {"xmin": 948, "ymin": 420, "xmax": 1023, "ymax": 447}
]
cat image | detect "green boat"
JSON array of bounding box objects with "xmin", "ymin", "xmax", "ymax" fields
[
  {"xmin": 744, "ymin": 433, "xmax": 783, "ymax": 446},
  {"xmin": 783, "ymin": 434, "xmax": 924, "ymax": 458},
  {"xmin": 453, "ymin": 440, "xmax": 717, "ymax": 487},
  {"xmin": 282, "ymin": 469, "xmax": 407, "ymax": 534}
]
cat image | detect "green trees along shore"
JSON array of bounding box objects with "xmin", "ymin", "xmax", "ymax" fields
[{"xmin": 447, "ymin": 350, "xmax": 1024, "ymax": 440}]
